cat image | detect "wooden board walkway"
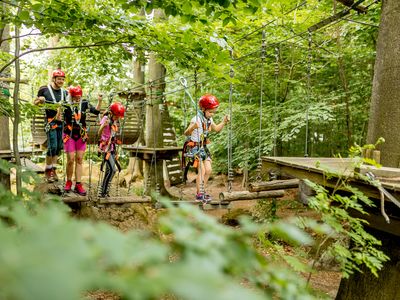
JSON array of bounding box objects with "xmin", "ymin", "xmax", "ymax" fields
[{"xmin": 262, "ymin": 156, "xmax": 400, "ymax": 236}]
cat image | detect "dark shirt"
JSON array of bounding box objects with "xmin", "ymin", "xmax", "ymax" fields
[
  {"xmin": 37, "ymin": 85, "xmax": 67, "ymax": 124},
  {"xmin": 63, "ymin": 99, "xmax": 100, "ymax": 138}
]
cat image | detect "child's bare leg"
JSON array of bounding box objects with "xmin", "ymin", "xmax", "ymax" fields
[
  {"xmin": 203, "ymin": 159, "xmax": 212, "ymax": 191},
  {"xmin": 66, "ymin": 152, "xmax": 75, "ymax": 181},
  {"xmin": 196, "ymin": 160, "xmax": 206, "ymax": 194},
  {"xmin": 75, "ymin": 150, "xmax": 84, "ymax": 182}
]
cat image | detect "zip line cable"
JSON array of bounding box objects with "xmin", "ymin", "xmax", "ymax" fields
[{"xmin": 232, "ymin": 1, "xmax": 307, "ymax": 44}]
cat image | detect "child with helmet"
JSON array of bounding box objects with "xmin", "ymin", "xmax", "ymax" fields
[
  {"xmin": 34, "ymin": 69, "xmax": 67, "ymax": 183},
  {"xmin": 183, "ymin": 94, "xmax": 230, "ymax": 202},
  {"xmin": 63, "ymin": 85, "xmax": 103, "ymax": 195},
  {"xmin": 97, "ymin": 102, "xmax": 125, "ymax": 198}
]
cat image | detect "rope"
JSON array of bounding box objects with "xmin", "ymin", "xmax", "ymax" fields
[
  {"xmin": 179, "ymin": 77, "xmax": 206, "ymax": 198},
  {"xmin": 304, "ymin": 30, "xmax": 312, "ymax": 157},
  {"xmin": 256, "ymin": 30, "xmax": 266, "ymax": 181},
  {"xmin": 273, "ymin": 46, "xmax": 279, "ymax": 157},
  {"xmin": 227, "ymin": 49, "xmax": 234, "ymax": 193},
  {"xmin": 126, "ymin": 99, "xmax": 146, "ymax": 196},
  {"xmin": 232, "ymin": 1, "xmax": 307, "ymax": 44}
]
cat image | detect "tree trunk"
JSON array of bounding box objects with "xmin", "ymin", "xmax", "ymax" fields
[
  {"xmin": 144, "ymin": 34, "xmax": 168, "ymax": 196},
  {"xmin": 0, "ymin": 9, "xmax": 11, "ymax": 190},
  {"xmin": 366, "ymin": 0, "xmax": 400, "ymax": 167},
  {"xmin": 337, "ymin": 1, "xmax": 400, "ymax": 298},
  {"xmin": 119, "ymin": 57, "xmax": 145, "ymax": 187},
  {"xmin": 335, "ymin": 228, "xmax": 400, "ymax": 300},
  {"xmin": 12, "ymin": 19, "xmax": 22, "ymax": 195}
]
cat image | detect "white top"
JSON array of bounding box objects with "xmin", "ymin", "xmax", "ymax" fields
[{"xmin": 189, "ymin": 114, "xmax": 214, "ymax": 143}]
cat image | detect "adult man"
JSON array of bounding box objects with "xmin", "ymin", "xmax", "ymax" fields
[{"xmin": 34, "ymin": 69, "xmax": 67, "ymax": 182}]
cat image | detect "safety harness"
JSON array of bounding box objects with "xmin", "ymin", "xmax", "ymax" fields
[
  {"xmin": 99, "ymin": 118, "xmax": 122, "ymax": 172},
  {"xmin": 44, "ymin": 85, "xmax": 66, "ymax": 132},
  {"xmin": 63, "ymin": 98, "xmax": 89, "ymax": 143}
]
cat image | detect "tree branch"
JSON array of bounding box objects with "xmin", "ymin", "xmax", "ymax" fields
[
  {"xmin": 1, "ymin": 30, "xmax": 42, "ymax": 44},
  {"xmin": 0, "ymin": 40, "xmax": 128, "ymax": 74}
]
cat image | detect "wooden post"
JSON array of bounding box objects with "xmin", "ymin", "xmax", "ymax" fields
[
  {"xmin": 144, "ymin": 12, "xmax": 168, "ymax": 197},
  {"xmin": 372, "ymin": 150, "xmax": 381, "ymax": 164},
  {"xmin": 0, "ymin": 18, "xmax": 11, "ymax": 190},
  {"xmin": 119, "ymin": 57, "xmax": 146, "ymax": 187}
]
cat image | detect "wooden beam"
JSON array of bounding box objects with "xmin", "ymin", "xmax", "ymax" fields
[
  {"xmin": 0, "ymin": 77, "xmax": 29, "ymax": 84},
  {"xmin": 308, "ymin": 0, "xmax": 367, "ymax": 32},
  {"xmin": 337, "ymin": 0, "xmax": 367, "ymax": 14},
  {"xmin": 249, "ymin": 179, "xmax": 299, "ymax": 192},
  {"xmin": 219, "ymin": 190, "xmax": 285, "ymax": 202}
]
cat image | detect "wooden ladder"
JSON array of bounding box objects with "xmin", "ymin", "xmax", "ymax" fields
[{"xmin": 161, "ymin": 106, "xmax": 183, "ymax": 186}]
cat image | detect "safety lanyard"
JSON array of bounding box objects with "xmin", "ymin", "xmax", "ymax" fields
[
  {"xmin": 71, "ymin": 98, "xmax": 83, "ymax": 125},
  {"xmin": 47, "ymin": 84, "xmax": 65, "ymax": 103}
]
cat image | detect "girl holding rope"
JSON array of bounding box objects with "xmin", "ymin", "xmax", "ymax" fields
[{"xmin": 184, "ymin": 94, "xmax": 229, "ymax": 202}]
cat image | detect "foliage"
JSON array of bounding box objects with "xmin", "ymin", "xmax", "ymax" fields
[
  {"xmin": 1, "ymin": 0, "xmax": 382, "ymax": 171},
  {"xmin": 0, "ymin": 167, "xmax": 323, "ymax": 300},
  {"xmin": 297, "ymin": 147, "xmax": 389, "ymax": 278}
]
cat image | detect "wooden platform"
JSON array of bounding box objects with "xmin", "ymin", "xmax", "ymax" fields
[
  {"xmin": 123, "ymin": 146, "xmax": 181, "ymax": 161},
  {"xmin": 0, "ymin": 148, "xmax": 43, "ymax": 159},
  {"xmin": 262, "ymin": 156, "xmax": 400, "ymax": 236}
]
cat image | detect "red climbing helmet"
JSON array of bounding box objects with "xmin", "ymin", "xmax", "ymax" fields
[
  {"xmin": 68, "ymin": 85, "xmax": 83, "ymax": 97},
  {"xmin": 109, "ymin": 102, "xmax": 125, "ymax": 118},
  {"xmin": 199, "ymin": 94, "xmax": 219, "ymax": 110},
  {"xmin": 52, "ymin": 69, "xmax": 65, "ymax": 78}
]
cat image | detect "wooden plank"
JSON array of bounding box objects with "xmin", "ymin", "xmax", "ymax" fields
[
  {"xmin": 63, "ymin": 195, "xmax": 89, "ymax": 203},
  {"xmin": 249, "ymin": 179, "xmax": 299, "ymax": 192},
  {"xmin": 21, "ymin": 158, "xmax": 44, "ymax": 173},
  {"xmin": 219, "ymin": 190, "xmax": 285, "ymax": 201},
  {"xmin": 261, "ymin": 156, "xmax": 400, "ymax": 236},
  {"xmin": 98, "ymin": 195, "xmax": 152, "ymax": 204}
]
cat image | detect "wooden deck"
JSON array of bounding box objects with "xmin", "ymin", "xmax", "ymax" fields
[
  {"xmin": 262, "ymin": 156, "xmax": 400, "ymax": 236},
  {"xmin": 122, "ymin": 146, "xmax": 181, "ymax": 161}
]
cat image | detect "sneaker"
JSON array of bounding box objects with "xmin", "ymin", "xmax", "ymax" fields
[
  {"xmin": 195, "ymin": 193, "xmax": 205, "ymax": 202},
  {"xmin": 45, "ymin": 169, "xmax": 54, "ymax": 183},
  {"xmin": 74, "ymin": 183, "xmax": 87, "ymax": 196},
  {"xmin": 64, "ymin": 180, "xmax": 72, "ymax": 192},
  {"xmin": 204, "ymin": 193, "xmax": 212, "ymax": 201},
  {"xmin": 52, "ymin": 167, "xmax": 59, "ymax": 181}
]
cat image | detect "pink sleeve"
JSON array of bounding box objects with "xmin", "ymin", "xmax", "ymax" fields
[{"xmin": 100, "ymin": 116, "xmax": 108, "ymax": 126}]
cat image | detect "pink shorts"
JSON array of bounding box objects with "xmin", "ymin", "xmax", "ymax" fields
[{"xmin": 63, "ymin": 134, "xmax": 87, "ymax": 153}]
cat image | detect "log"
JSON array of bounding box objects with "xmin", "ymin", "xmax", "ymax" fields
[
  {"xmin": 98, "ymin": 195, "xmax": 152, "ymax": 204},
  {"xmin": 219, "ymin": 190, "xmax": 285, "ymax": 202},
  {"xmin": 248, "ymin": 179, "xmax": 299, "ymax": 192}
]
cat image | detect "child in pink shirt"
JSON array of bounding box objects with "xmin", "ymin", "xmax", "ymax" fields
[{"xmin": 97, "ymin": 102, "xmax": 125, "ymax": 198}]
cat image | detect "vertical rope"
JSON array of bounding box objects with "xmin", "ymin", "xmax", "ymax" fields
[
  {"xmin": 273, "ymin": 46, "xmax": 279, "ymax": 157},
  {"xmin": 257, "ymin": 30, "xmax": 266, "ymax": 181},
  {"xmin": 305, "ymin": 30, "xmax": 312, "ymax": 157},
  {"xmin": 227, "ymin": 49, "xmax": 234, "ymax": 193}
]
